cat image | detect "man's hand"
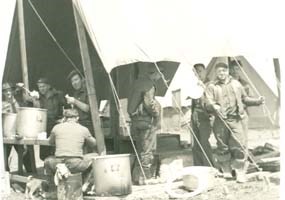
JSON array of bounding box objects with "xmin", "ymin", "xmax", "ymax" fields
[
  {"xmin": 213, "ymin": 104, "xmax": 221, "ymax": 112},
  {"xmin": 65, "ymin": 95, "xmax": 76, "ymax": 105},
  {"xmin": 259, "ymin": 96, "xmax": 265, "ymax": 104},
  {"xmin": 29, "ymin": 90, "xmax": 40, "ymax": 99}
]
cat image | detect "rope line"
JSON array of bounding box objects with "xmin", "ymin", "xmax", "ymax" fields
[
  {"xmin": 231, "ymin": 57, "xmax": 276, "ymax": 127},
  {"xmin": 27, "ymin": 0, "xmax": 84, "ymax": 79},
  {"xmin": 134, "ymin": 46, "xmax": 215, "ymax": 168},
  {"xmin": 107, "ymin": 74, "xmax": 148, "ymax": 183},
  {"xmin": 181, "ymin": 55, "xmax": 262, "ymax": 171}
]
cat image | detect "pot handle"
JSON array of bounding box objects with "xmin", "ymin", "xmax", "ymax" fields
[{"xmin": 36, "ymin": 114, "xmax": 43, "ymax": 122}]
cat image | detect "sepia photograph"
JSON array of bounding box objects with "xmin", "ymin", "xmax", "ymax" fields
[{"xmin": 0, "ymin": 0, "xmax": 283, "ymax": 200}]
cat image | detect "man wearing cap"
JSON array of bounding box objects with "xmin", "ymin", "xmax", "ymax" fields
[
  {"xmin": 191, "ymin": 63, "xmax": 213, "ymax": 167},
  {"xmin": 66, "ymin": 71, "xmax": 93, "ymax": 136},
  {"xmin": 30, "ymin": 78, "xmax": 66, "ymax": 160},
  {"xmin": 205, "ymin": 62, "xmax": 264, "ymax": 183},
  {"xmin": 2, "ymin": 82, "xmax": 34, "ymax": 172},
  {"xmin": 44, "ymin": 109, "xmax": 97, "ymax": 190},
  {"xmin": 127, "ymin": 64, "xmax": 162, "ymax": 185}
]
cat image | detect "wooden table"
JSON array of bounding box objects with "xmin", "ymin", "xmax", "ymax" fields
[{"xmin": 3, "ymin": 137, "xmax": 52, "ymax": 175}]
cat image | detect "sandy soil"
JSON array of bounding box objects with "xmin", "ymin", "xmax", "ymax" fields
[{"xmin": 2, "ymin": 128, "xmax": 280, "ymax": 200}]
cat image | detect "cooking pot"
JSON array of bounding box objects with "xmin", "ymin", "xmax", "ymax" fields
[
  {"xmin": 16, "ymin": 107, "xmax": 47, "ymax": 138},
  {"xmin": 166, "ymin": 166, "xmax": 218, "ymax": 199},
  {"xmin": 2, "ymin": 113, "xmax": 17, "ymax": 138}
]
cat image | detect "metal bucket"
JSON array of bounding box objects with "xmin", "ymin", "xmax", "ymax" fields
[
  {"xmin": 2, "ymin": 113, "xmax": 17, "ymax": 138},
  {"xmin": 16, "ymin": 107, "xmax": 47, "ymax": 138},
  {"xmin": 166, "ymin": 166, "xmax": 218, "ymax": 199},
  {"xmin": 92, "ymin": 154, "xmax": 132, "ymax": 196},
  {"xmin": 57, "ymin": 173, "xmax": 83, "ymax": 200}
]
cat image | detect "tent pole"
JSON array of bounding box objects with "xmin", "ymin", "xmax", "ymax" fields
[
  {"xmin": 72, "ymin": 4, "xmax": 106, "ymax": 155},
  {"xmin": 273, "ymin": 58, "xmax": 280, "ymax": 126},
  {"xmin": 17, "ymin": 0, "xmax": 29, "ymax": 89},
  {"xmin": 110, "ymin": 70, "xmax": 120, "ymax": 153}
]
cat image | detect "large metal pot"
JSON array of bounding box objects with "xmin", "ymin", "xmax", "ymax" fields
[
  {"xmin": 16, "ymin": 107, "xmax": 47, "ymax": 138},
  {"xmin": 2, "ymin": 113, "xmax": 17, "ymax": 138},
  {"xmin": 92, "ymin": 154, "xmax": 132, "ymax": 196}
]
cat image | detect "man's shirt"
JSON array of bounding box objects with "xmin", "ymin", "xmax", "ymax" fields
[
  {"xmin": 49, "ymin": 121, "xmax": 96, "ymax": 158},
  {"xmin": 38, "ymin": 88, "xmax": 66, "ymax": 121},
  {"xmin": 73, "ymin": 86, "xmax": 91, "ymax": 123}
]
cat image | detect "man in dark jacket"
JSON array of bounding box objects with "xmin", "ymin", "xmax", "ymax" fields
[
  {"xmin": 191, "ymin": 63, "xmax": 213, "ymax": 166},
  {"xmin": 30, "ymin": 78, "xmax": 66, "ymax": 160},
  {"xmin": 2, "ymin": 82, "xmax": 34, "ymax": 172},
  {"xmin": 66, "ymin": 70, "xmax": 93, "ymax": 136},
  {"xmin": 205, "ymin": 62, "xmax": 264, "ymax": 183},
  {"xmin": 127, "ymin": 65, "xmax": 162, "ymax": 185}
]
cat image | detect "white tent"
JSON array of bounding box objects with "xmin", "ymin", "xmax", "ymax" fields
[{"xmin": 1, "ymin": 0, "xmax": 284, "ymax": 194}]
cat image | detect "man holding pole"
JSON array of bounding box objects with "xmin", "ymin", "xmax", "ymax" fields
[{"xmin": 205, "ymin": 62, "xmax": 264, "ymax": 183}]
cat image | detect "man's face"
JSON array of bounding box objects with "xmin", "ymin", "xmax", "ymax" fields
[
  {"xmin": 230, "ymin": 65, "xmax": 241, "ymax": 79},
  {"xmin": 3, "ymin": 88, "xmax": 13, "ymax": 100},
  {"xmin": 37, "ymin": 83, "xmax": 50, "ymax": 95},
  {"xmin": 216, "ymin": 67, "xmax": 229, "ymax": 81},
  {"xmin": 195, "ymin": 66, "xmax": 206, "ymax": 81},
  {"xmin": 70, "ymin": 74, "xmax": 83, "ymax": 91}
]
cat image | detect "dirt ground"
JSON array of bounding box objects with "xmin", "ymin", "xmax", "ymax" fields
[{"xmin": 2, "ymin": 128, "xmax": 281, "ymax": 200}]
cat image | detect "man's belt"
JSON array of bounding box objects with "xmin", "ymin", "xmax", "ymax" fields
[
  {"xmin": 226, "ymin": 114, "xmax": 241, "ymax": 120},
  {"xmin": 193, "ymin": 107, "xmax": 205, "ymax": 113}
]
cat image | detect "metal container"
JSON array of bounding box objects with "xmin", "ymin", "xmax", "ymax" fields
[
  {"xmin": 166, "ymin": 166, "xmax": 217, "ymax": 199},
  {"xmin": 2, "ymin": 113, "xmax": 17, "ymax": 138},
  {"xmin": 92, "ymin": 154, "xmax": 132, "ymax": 196},
  {"xmin": 182, "ymin": 166, "xmax": 216, "ymax": 192},
  {"xmin": 16, "ymin": 107, "xmax": 47, "ymax": 138},
  {"xmin": 57, "ymin": 173, "xmax": 83, "ymax": 200}
]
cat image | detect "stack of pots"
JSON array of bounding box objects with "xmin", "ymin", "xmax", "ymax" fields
[{"xmin": 2, "ymin": 107, "xmax": 48, "ymax": 138}]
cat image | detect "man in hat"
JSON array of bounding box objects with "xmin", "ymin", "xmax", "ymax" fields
[
  {"xmin": 2, "ymin": 82, "xmax": 33, "ymax": 172},
  {"xmin": 205, "ymin": 62, "xmax": 264, "ymax": 183},
  {"xmin": 29, "ymin": 77, "xmax": 66, "ymax": 160},
  {"xmin": 44, "ymin": 109, "xmax": 97, "ymax": 192},
  {"xmin": 127, "ymin": 64, "xmax": 162, "ymax": 185},
  {"xmin": 190, "ymin": 63, "xmax": 213, "ymax": 167},
  {"xmin": 65, "ymin": 71, "xmax": 93, "ymax": 136}
]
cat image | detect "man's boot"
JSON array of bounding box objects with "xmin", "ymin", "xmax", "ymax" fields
[
  {"xmin": 215, "ymin": 153, "xmax": 232, "ymax": 179},
  {"xmin": 232, "ymin": 159, "xmax": 247, "ymax": 183}
]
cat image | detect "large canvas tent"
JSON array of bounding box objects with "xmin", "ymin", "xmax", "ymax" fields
[{"xmin": 1, "ymin": 0, "xmax": 283, "ymax": 194}]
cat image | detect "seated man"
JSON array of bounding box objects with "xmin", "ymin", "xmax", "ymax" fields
[{"xmin": 44, "ymin": 109, "xmax": 97, "ymax": 188}]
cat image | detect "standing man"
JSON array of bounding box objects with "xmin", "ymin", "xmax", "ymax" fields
[
  {"xmin": 2, "ymin": 82, "xmax": 33, "ymax": 172},
  {"xmin": 127, "ymin": 65, "xmax": 162, "ymax": 185},
  {"xmin": 66, "ymin": 70, "xmax": 93, "ymax": 136},
  {"xmin": 229, "ymin": 60, "xmax": 250, "ymax": 95},
  {"xmin": 205, "ymin": 62, "xmax": 264, "ymax": 183},
  {"xmin": 30, "ymin": 78, "xmax": 66, "ymax": 160},
  {"xmin": 191, "ymin": 63, "xmax": 213, "ymax": 166}
]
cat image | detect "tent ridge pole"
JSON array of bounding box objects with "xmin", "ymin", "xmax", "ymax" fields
[
  {"xmin": 17, "ymin": 0, "xmax": 29, "ymax": 89},
  {"xmin": 72, "ymin": 2, "xmax": 106, "ymax": 155}
]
